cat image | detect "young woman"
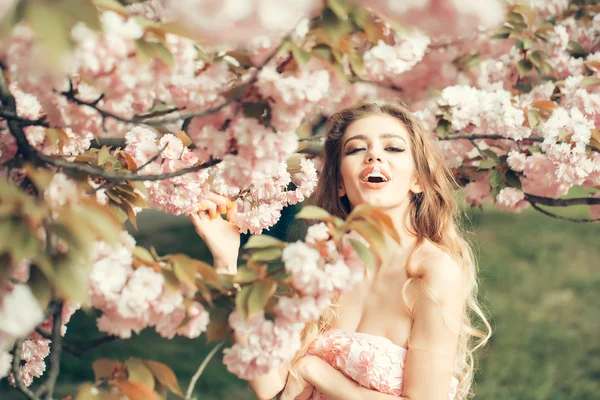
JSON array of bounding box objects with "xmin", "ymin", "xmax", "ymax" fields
[{"xmin": 191, "ymin": 102, "xmax": 491, "ymax": 400}]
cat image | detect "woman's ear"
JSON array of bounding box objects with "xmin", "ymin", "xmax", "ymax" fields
[
  {"xmin": 338, "ymin": 182, "xmax": 346, "ymax": 197},
  {"xmin": 410, "ymin": 179, "xmax": 423, "ymax": 194}
]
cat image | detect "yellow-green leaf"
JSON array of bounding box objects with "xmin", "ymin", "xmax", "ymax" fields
[
  {"xmin": 244, "ymin": 235, "xmax": 286, "ymax": 249},
  {"xmin": 248, "ymin": 279, "xmax": 277, "ymax": 317},
  {"xmin": 250, "ymin": 247, "xmax": 282, "ymax": 262},
  {"xmin": 295, "ymin": 205, "xmax": 333, "ymax": 221},
  {"xmin": 143, "ymin": 360, "xmax": 183, "ymax": 397},
  {"xmin": 348, "ymin": 220, "xmax": 386, "ymax": 261},
  {"xmin": 126, "ymin": 358, "xmax": 155, "ymax": 390},
  {"xmin": 235, "ymin": 285, "xmax": 252, "ymax": 319},
  {"xmin": 233, "ymin": 268, "xmax": 259, "ymax": 284},
  {"xmin": 64, "ymin": 0, "xmax": 102, "ymax": 31},
  {"xmin": 76, "ymin": 383, "xmax": 121, "ymax": 400},
  {"xmin": 97, "ymin": 146, "xmax": 111, "ymax": 166},
  {"xmin": 26, "ymin": 2, "xmax": 73, "ymax": 64},
  {"xmin": 171, "ymin": 255, "xmax": 198, "ymax": 290},
  {"xmin": 55, "ymin": 257, "xmax": 91, "ymax": 304},
  {"xmin": 348, "ymin": 237, "xmax": 374, "ymax": 275}
]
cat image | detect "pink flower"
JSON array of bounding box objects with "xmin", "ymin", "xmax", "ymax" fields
[{"xmin": 496, "ymin": 188, "xmax": 528, "ymax": 213}]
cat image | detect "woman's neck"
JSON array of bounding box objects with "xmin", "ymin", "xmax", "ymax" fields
[{"xmin": 381, "ymin": 204, "xmax": 418, "ymax": 250}]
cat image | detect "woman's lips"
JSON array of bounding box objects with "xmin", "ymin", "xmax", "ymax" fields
[
  {"xmin": 359, "ymin": 165, "xmax": 391, "ymax": 181},
  {"xmin": 358, "ymin": 166, "xmax": 391, "ymax": 190}
]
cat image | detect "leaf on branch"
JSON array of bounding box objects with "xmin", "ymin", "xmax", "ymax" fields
[
  {"xmin": 292, "ymin": 47, "xmax": 312, "ymax": 65},
  {"xmin": 93, "ymin": 0, "xmax": 128, "ymax": 17},
  {"xmin": 64, "ymin": 0, "xmax": 102, "ymax": 31},
  {"xmin": 244, "ymin": 235, "xmax": 286, "ymax": 249},
  {"xmin": 347, "ymin": 219, "xmax": 386, "ymax": 261},
  {"xmin": 247, "ymin": 279, "xmax": 277, "ymax": 317},
  {"xmin": 516, "ymin": 59, "xmax": 533, "ymax": 77},
  {"xmin": 26, "ymin": 2, "xmax": 73, "ymax": 65},
  {"xmin": 233, "ymin": 268, "xmax": 259, "ymax": 284},
  {"xmin": 76, "ymin": 383, "xmax": 121, "ymax": 400},
  {"xmin": 114, "ymin": 380, "xmax": 161, "ymax": 400},
  {"xmin": 55, "ymin": 256, "xmax": 91, "ymax": 304},
  {"xmin": 295, "ymin": 205, "xmax": 334, "ymax": 221},
  {"xmin": 348, "ymin": 238, "xmax": 375, "ymax": 275},
  {"xmin": 92, "ymin": 358, "xmax": 120, "ymax": 381},
  {"xmin": 250, "ymin": 247, "xmax": 282, "ymax": 262},
  {"xmin": 169, "ymin": 254, "xmax": 199, "ymax": 290},
  {"xmin": 567, "ymin": 40, "xmax": 587, "ymax": 58},
  {"xmin": 126, "ymin": 358, "xmax": 156, "ymax": 390},
  {"xmin": 143, "ymin": 360, "xmax": 184, "ymax": 397},
  {"xmin": 235, "ymin": 285, "xmax": 252, "ymax": 319}
]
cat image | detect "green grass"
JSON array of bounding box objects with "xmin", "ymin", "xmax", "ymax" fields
[{"xmin": 1, "ymin": 200, "xmax": 599, "ymax": 400}]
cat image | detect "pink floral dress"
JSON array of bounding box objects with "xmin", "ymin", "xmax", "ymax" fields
[{"xmin": 307, "ymin": 329, "xmax": 459, "ymax": 399}]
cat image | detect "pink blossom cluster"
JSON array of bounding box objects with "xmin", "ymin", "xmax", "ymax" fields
[
  {"xmin": 363, "ymin": 33, "xmax": 430, "ymax": 82},
  {"xmin": 355, "ymin": 0, "xmax": 505, "ymax": 39},
  {"xmin": 89, "ymin": 231, "xmax": 209, "ymax": 340},
  {"xmin": 163, "ymin": 0, "xmax": 321, "ymax": 46},
  {"xmin": 125, "ymin": 119, "xmax": 318, "ymax": 234},
  {"xmin": 223, "ymin": 224, "xmax": 365, "ymax": 380},
  {"xmin": 258, "ymin": 60, "xmax": 342, "ymax": 131}
]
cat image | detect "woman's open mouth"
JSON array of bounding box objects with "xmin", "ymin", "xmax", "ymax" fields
[{"xmin": 359, "ymin": 166, "xmax": 391, "ymax": 189}]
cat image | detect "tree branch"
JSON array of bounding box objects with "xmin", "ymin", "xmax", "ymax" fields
[
  {"xmin": 11, "ymin": 339, "xmax": 37, "ymax": 400},
  {"xmin": 524, "ymin": 193, "xmax": 600, "ymax": 207},
  {"xmin": 185, "ymin": 340, "xmax": 226, "ymax": 400},
  {"xmin": 528, "ymin": 202, "xmax": 600, "ymax": 223},
  {"xmin": 34, "ymin": 301, "xmax": 63, "ymax": 400},
  {"xmin": 438, "ymin": 133, "xmax": 600, "ymax": 153},
  {"xmin": 0, "ymin": 108, "xmax": 49, "ymax": 127}
]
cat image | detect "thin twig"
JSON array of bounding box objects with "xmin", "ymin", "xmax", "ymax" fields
[
  {"xmin": 135, "ymin": 143, "xmax": 168, "ymax": 173},
  {"xmin": 529, "ymin": 202, "xmax": 600, "ymax": 223},
  {"xmin": 185, "ymin": 340, "xmax": 226, "ymax": 400},
  {"xmin": 11, "ymin": 339, "xmax": 37, "ymax": 400}
]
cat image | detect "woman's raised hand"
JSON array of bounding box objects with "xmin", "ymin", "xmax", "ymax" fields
[{"xmin": 189, "ymin": 192, "xmax": 240, "ymax": 275}]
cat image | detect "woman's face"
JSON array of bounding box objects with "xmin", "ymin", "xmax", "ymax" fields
[{"xmin": 339, "ymin": 113, "xmax": 421, "ymax": 212}]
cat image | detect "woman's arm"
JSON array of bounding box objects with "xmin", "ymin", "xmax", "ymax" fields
[
  {"xmin": 400, "ymin": 253, "xmax": 465, "ymax": 400},
  {"xmin": 297, "ymin": 356, "xmax": 405, "ymax": 400}
]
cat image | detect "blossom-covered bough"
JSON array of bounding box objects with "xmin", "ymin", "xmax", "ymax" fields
[{"xmin": 0, "ymin": 0, "xmax": 599, "ymax": 399}]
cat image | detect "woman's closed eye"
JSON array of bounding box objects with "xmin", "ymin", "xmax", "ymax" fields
[
  {"xmin": 385, "ymin": 146, "xmax": 405, "ymax": 152},
  {"xmin": 345, "ymin": 147, "xmax": 365, "ymax": 155}
]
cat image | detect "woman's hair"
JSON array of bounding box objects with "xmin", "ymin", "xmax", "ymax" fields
[{"xmin": 293, "ymin": 101, "xmax": 491, "ymax": 400}]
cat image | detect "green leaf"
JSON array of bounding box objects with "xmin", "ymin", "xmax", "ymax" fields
[
  {"xmin": 505, "ymin": 170, "xmax": 522, "ymax": 189},
  {"xmin": 489, "ymin": 169, "xmax": 505, "ymax": 189},
  {"xmin": 206, "ymin": 308, "xmax": 230, "ymax": 342},
  {"xmin": 171, "ymin": 255, "xmax": 198, "ymax": 290},
  {"xmin": 327, "ymin": 0, "xmax": 351, "ymax": 19},
  {"xmin": 247, "ymin": 279, "xmax": 277, "ymax": 317},
  {"xmin": 28, "ymin": 266, "xmax": 53, "ymax": 310},
  {"xmin": 580, "ymin": 76, "xmax": 600, "ymax": 87},
  {"xmin": 478, "ymin": 159, "xmax": 497, "ymax": 170},
  {"xmin": 135, "ymin": 39, "xmax": 157, "ymax": 64},
  {"xmin": 250, "ymin": 247, "xmax": 282, "ymax": 262},
  {"xmin": 153, "ymin": 42, "xmax": 174, "ymax": 66},
  {"xmin": 133, "ymin": 246, "xmax": 156, "ymax": 264},
  {"xmin": 244, "ymin": 235, "xmax": 286, "ymax": 249},
  {"xmin": 516, "ymin": 59, "xmax": 533, "ymax": 77},
  {"xmin": 235, "ymin": 285, "xmax": 252, "ymax": 319},
  {"xmin": 348, "ymin": 238, "xmax": 374, "ymax": 275},
  {"xmin": 527, "ymin": 108, "xmax": 541, "ymax": 128},
  {"xmin": 523, "ymin": 39, "xmax": 536, "ymax": 50},
  {"xmin": 26, "ymin": 2, "xmax": 73, "ymax": 64},
  {"xmin": 292, "ymin": 47, "xmax": 312, "ymax": 65},
  {"xmin": 348, "ymin": 52, "xmax": 364, "ymax": 77},
  {"xmin": 55, "ymin": 257, "xmax": 90, "ymax": 304},
  {"xmin": 529, "ymin": 50, "xmax": 544, "ymax": 70},
  {"xmin": 97, "ymin": 146, "xmax": 111, "ymax": 165},
  {"xmin": 126, "ymin": 358, "xmax": 155, "ymax": 390},
  {"xmin": 295, "ymin": 205, "xmax": 333, "ymax": 221},
  {"xmin": 64, "ymin": 0, "xmax": 102, "ymax": 31},
  {"xmin": 233, "ymin": 268, "xmax": 259, "ymax": 284},
  {"xmin": 567, "ymin": 40, "xmax": 586, "ymax": 58},
  {"xmin": 348, "ymin": 220, "xmax": 386, "ymax": 261}
]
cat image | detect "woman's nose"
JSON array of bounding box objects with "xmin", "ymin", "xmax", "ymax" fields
[{"xmin": 366, "ymin": 149, "xmax": 383, "ymax": 163}]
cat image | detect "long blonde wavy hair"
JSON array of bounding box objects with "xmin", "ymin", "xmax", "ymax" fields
[{"xmin": 293, "ymin": 101, "xmax": 492, "ymax": 400}]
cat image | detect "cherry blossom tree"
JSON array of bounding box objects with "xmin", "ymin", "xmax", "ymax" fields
[{"xmin": 0, "ymin": 0, "xmax": 599, "ymax": 399}]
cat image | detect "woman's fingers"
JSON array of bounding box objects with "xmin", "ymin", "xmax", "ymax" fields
[
  {"xmin": 207, "ymin": 192, "xmax": 229, "ymax": 215},
  {"xmin": 199, "ymin": 199, "xmax": 218, "ymax": 219},
  {"xmin": 226, "ymin": 199, "xmax": 238, "ymax": 222}
]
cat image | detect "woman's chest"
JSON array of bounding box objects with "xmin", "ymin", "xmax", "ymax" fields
[{"xmin": 332, "ymin": 267, "xmax": 413, "ymax": 345}]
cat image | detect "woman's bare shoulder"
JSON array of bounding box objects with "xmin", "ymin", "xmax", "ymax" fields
[{"xmin": 412, "ymin": 241, "xmax": 465, "ymax": 296}]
